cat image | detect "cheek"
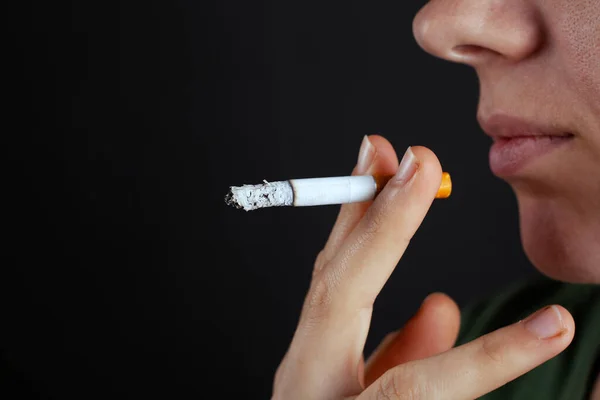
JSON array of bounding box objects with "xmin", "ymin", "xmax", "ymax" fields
[{"xmin": 552, "ymin": 0, "xmax": 600, "ymax": 116}]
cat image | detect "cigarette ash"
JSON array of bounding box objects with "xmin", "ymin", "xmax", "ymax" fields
[{"xmin": 224, "ymin": 180, "xmax": 294, "ymax": 211}]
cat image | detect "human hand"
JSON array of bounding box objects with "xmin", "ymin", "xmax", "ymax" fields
[{"xmin": 272, "ymin": 135, "xmax": 574, "ymax": 400}]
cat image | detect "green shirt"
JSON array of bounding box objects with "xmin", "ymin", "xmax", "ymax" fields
[{"xmin": 456, "ymin": 277, "xmax": 600, "ymax": 399}]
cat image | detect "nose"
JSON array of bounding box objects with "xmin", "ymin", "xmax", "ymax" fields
[{"xmin": 413, "ymin": 0, "xmax": 544, "ymax": 65}]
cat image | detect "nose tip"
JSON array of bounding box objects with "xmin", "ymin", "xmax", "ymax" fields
[
  {"xmin": 412, "ymin": 9, "xmax": 450, "ymax": 60},
  {"xmin": 413, "ymin": 0, "xmax": 543, "ymax": 65}
]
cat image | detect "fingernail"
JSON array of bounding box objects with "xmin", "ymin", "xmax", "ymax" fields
[
  {"xmin": 356, "ymin": 135, "xmax": 376, "ymax": 174},
  {"xmin": 394, "ymin": 147, "xmax": 418, "ymax": 184},
  {"xmin": 524, "ymin": 306, "xmax": 565, "ymax": 339}
]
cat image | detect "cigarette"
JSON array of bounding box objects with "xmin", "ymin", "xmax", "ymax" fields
[{"xmin": 225, "ymin": 172, "xmax": 452, "ymax": 211}]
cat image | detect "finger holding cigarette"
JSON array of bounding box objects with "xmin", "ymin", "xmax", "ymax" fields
[
  {"xmin": 225, "ymin": 169, "xmax": 451, "ymax": 211},
  {"xmin": 273, "ymin": 146, "xmax": 447, "ymax": 398},
  {"xmin": 318, "ymin": 134, "xmax": 406, "ymax": 266}
]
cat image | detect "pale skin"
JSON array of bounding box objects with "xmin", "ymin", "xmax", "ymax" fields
[{"xmin": 273, "ymin": 0, "xmax": 600, "ymax": 398}]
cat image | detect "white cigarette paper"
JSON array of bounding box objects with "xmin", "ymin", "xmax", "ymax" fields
[{"xmin": 225, "ymin": 176, "xmax": 378, "ymax": 211}]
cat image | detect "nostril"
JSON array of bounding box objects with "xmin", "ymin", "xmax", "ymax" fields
[
  {"xmin": 451, "ymin": 45, "xmax": 501, "ymax": 61},
  {"xmin": 452, "ymin": 45, "xmax": 486, "ymax": 56}
]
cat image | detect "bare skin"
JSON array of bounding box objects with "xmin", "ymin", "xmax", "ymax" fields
[
  {"xmin": 272, "ymin": 137, "xmax": 575, "ymax": 399},
  {"xmin": 413, "ymin": 0, "xmax": 600, "ymax": 283},
  {"xmin": 413, "ymin": 0, "xmax": 600, "ymax": 393},
  {"xmin": 273, "ymin": 0, "xmax": 600, "ymax": 397},
  {"xmin": 592, "ymin": 378, "xmax": 600, "ymax": 400}
]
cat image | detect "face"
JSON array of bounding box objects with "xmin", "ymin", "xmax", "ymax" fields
[{"xmin": 413, "ymin": 0, "xmax": 600, "ymax": 283}]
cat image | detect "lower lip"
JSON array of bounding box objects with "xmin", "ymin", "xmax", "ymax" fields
[{"xmin": 489, "ymin": 135, "xmax": 573, "ymax": 176}]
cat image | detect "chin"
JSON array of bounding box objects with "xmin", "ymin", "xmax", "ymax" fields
[{"xmin": 516, "ymin": 195, "xmax": 600, "ymax": 284}]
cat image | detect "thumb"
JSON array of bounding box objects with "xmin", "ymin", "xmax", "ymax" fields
[{"xmin": 364, "ymin": 293, "xmax": 460, "ymax": 386}]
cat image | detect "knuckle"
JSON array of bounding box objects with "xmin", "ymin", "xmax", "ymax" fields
[
  {"xmin": 273, "ymin": 355, "xmax": 288, "ymax": 386},
  {"xmin": 272, "ymin": 363, "xmax": 284, "ymax": 392},
  {"xmin": 312, "ymin": 250, "xmax": 328, "ymax": 276},
  {"xmin": 480, "ymin": 334, "xmax": 505, "ymax": 365},
  {"xmin": 375, "ymin": 378, "xmax": 394, "ymax": 400},
  {"xmin": 304, "ymin": 271, "xmax": 337, "ymax": 316},
  {"xmin": 360, "ymin": 195, "xmax": 412, "ymax": 248},
  {"xmin": 375, "ymin": 367, "xmax": 423, "ymax": 400},
  {"xmin": 362, "ymin": 202, "xmax": 388, "ymax": 238},
  {"xmin": 314, "ymin": 249, "xmax": 324, "ymax": 266}
]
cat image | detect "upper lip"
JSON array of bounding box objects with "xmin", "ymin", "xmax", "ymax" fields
[{"xmin": 477, "ymin": 114, "xmax": 574, "ymax": 140}]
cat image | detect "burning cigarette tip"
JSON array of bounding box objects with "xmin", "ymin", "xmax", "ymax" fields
[
  {"xmin": 224, "ymin": 190, "xmax": 241, "ymax": 209},
  {"xmin": 225, "ymin": 181, "xmax": 294, "ymax": 211}
]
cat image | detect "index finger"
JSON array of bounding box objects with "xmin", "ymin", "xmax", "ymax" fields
[
  {"xmin": 312, "ymin": 146, "xmax": 443, "ymax": 311},
  {"xmin": 318, "ymin": 135, "xmax": 400, "ymax": 269},
  {"xmin": 292, "ymin": 146, "xmax": 443, "ymax": 397}
]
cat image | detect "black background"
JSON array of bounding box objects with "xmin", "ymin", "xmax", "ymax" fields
[{"xmin": 5, "ymin": 1, "xmax": 539, "ymax": 398}]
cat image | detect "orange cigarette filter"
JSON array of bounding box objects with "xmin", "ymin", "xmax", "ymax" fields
[
  {"xmin": 436, "ymin": 172, "xmax": 452, "ymax": 198},
  {"xmin": 374, "ymin": 171, "xmax": 452, "ymax": 199}
]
